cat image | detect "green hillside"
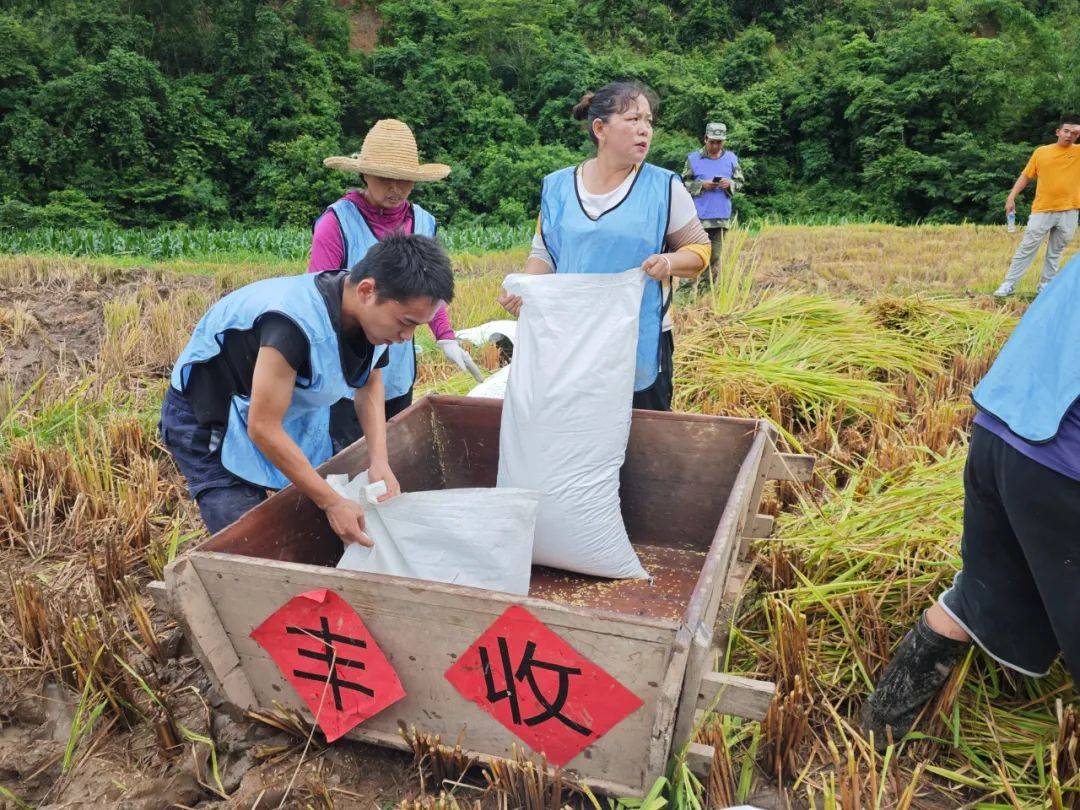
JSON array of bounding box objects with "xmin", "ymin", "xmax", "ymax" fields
[{"xmin": 1, "ymin": 0, "xmax": 1076, "ymax": 228}]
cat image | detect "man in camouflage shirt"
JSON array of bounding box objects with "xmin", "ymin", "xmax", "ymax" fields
[{"xmin": 682, "ymin": 122, "xmax": 745, "ymax": 285}]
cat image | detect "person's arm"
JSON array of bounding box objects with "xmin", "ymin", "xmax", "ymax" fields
[
  {"xmin": 725, "ymin": 160, "xmax": 745, "ymax": 196},
  {"xmin": 682, "ymin": 156, "xmax": 708, "ymax": 196},
  {"xmin": 308, "ymin": 212, "xmax": 346, "ymax": 273},
  {"xmin": 1007, "ymin": 152, "xmax": 1039, "ymax": 214},
  {"xmin": 428, "ymin": 304, "xmax": 483, "ymax": 380},
  {"xmin": 499, "ymin": 216, "xmax": 553, "ymax": 316},
  {"xmin": 642, "ymin": 180, "xmax": 710, "ymax": 280},
  {"xmin": 352, "ymin": 367, "xmax": 400, "ymax": 499},
  {"xmin": 247, "ymin": 346, "xmax": 372, "ymax": 545},
  {"xmin": 428, "ymin": 304, "xmax": 454, "ymax": 341},
  {"xmin": 642, "ymin": 249, "xmax": 706, "ymax": 280},
  {"xmin": 1005, "ymin": 174, "xmax": 1031, "ymax": 214},
  {"xmin": 524, "ymin": 215, "xmax": 555, "ymax": 275}
]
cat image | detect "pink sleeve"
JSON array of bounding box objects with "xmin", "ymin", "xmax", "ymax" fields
[
  {"xmin": 429, "ymin": 304, "xmax": 455, "ymax": 341},
  {"xmin": 307, "ymin": 212, "xmax": 345, "ymax": 273}
]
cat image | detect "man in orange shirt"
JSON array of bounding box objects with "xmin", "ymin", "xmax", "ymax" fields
[{"xmin": 994, "ymin": 116, "xmax": 1080, "ymax": 297}]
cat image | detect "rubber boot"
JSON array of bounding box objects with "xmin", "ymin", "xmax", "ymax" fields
[{"xmin": 861, "ymin": 613, "xmax": 970, "ymax": 751}]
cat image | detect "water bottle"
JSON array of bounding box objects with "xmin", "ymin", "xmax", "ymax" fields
[{"xmin": 1007, "ymin": 211, "xmax": 1016, "ymax": 233}]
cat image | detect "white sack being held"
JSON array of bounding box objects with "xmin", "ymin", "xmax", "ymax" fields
[
  {"xmin": 497, "ymin": 268, "xmax": 648, "ymax": 579},
  {"xmin": 332, "ymin": 471, "xmax": 540, "ymax": 596}
]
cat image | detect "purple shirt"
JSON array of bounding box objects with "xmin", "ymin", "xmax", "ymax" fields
[
  {"xmin": 688, "ymin": 150, "xmax": 738, "ymax": 220},
  {"xmin": 308, "ymin": 191, "xmax": 455, "ymax": 341},
  {"xmin": 974, "ymin": 401, "xmax": 1080, "ymax": 481}
]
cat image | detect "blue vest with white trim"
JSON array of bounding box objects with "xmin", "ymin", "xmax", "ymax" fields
[
  {"xmin": 318, "ymin": 198, "xmax": 437, "ymax": 400},
  {"xmin": 170, "ymin": 274, "xmax": 385, "ymax": 489},
  {"xmin": 540, "ymin": 162, "xmax": 671, "ymax": 391},
  {"xmin": 972, "ymin": 254, "xmax": 1080, "ymax": 442}
]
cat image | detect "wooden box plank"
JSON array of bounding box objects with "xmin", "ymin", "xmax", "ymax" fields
[
  {"xmin": 695, "ymin": 672, "xmax": 776, "ymax": 721},
  {"xmin": 669, "ymin": 427, "xmax": 771, "ymax": 751},
  {"xmin": 620, "ymin": 411, "xmax": 758, "ymax": 552},
  {"xmin": 191, "ymin": 553, "xmax": 676, "ymax": 793},
  {"xmin": 168, "ymin": 396, "xmax": 781, "ymax": 797}
]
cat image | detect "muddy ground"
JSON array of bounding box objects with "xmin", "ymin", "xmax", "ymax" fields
[
  {"xmin": 0, "ymin": 262, "xmax": 797, "ymax": 810},
  {"xmin": 0, "ymin": 265, "xmax": 427, "ymax": 809}
]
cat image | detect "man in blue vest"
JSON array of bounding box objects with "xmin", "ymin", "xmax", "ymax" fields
[
  {"xmin": 160, "ymin": 234, "xmax": 454, "ymax": 544},
  {"xmin": 863, "ymin": 253, "xmax": 1080, "ymax": 750},
  {"xmin": 682, "ymin": 122, "xmax": 745, "ymax": 285}
]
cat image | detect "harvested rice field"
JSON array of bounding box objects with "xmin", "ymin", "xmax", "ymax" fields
[{"xmin": 1, "ymin": 224, "xmax": 1077, "ymax": 809}]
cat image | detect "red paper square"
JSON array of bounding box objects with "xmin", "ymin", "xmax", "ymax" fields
[
  {"xmin": 251, "ymin": 589, "xmax": 404, "ymax": 742},
  {"xmin": 444, "ymin": 605, "xmax": 643, "ymax": 767}
]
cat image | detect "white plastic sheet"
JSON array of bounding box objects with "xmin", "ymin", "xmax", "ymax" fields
[
  {"xmin": 496, "ymin": 268, "xmax": 648, "ymax": 579},
  {"xmin": 456, "ymin": 320, "xmax": 517, "ymax": 348},
  {"xmin": 467, "ymin": 364, "xmax": 511, "ymax": 399},
  {"xmin": 331, "ymin": 471, "xmax": 540, "ymax": 595},
  {"xmin": 459, "ymin": 321, "xmax": 516, "ymax": 399}
]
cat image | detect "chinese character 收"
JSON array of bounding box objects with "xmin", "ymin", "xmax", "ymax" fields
[{"xmin": 479, "ymin": 637, "xmax": 591, "ymax": 735}]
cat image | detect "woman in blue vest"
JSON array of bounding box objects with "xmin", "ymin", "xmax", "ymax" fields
[
  {"xmin": 498, "ymin": 82, "xmax": 712, "ymax": 411},
  {"xmin": 863, "ymin": 254, "xmax": 1080, "ymax": 750},
  {"xmin": 160, "ymin": 235, "xmax": 454, "ymax": 540},
  {"xmin": 313, "ymin": 119, "xmax": 481, "ymax": 452}
]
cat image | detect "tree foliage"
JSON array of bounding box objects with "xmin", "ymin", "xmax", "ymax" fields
[{"xmin": 0, "ymin": 0, "xmax": 1075, "ymax": 228}]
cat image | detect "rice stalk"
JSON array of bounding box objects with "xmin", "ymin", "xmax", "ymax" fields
[
  {"xmin": 401, "ymin": 724, "xmax": 480, "ymax": 795},
  {"xmin": 762, "ymin": 675, "xmax": 814, "ymax": 782},
  {"xmin": 485, "ymin": 746, "xmax": 577, "ymax": 810},
  {"xmin": 399, "ymin": 794, "xmax": 482, "ymax": 810}
]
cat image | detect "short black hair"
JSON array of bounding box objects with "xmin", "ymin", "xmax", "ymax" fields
[
  {"xmin": 348, "ymin": 234, "xmax": 454, "ymax": 304},
  {"xmin": 1059, "ymin": 115, "xmax": 1080, "ymax": 129}
]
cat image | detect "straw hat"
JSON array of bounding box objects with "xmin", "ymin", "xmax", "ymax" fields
[{"xmin": 323, "ymin": 119, "xmax": 450, "ymax": 182}]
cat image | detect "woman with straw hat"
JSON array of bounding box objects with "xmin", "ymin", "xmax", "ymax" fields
[
  {"xmin": 497, "ymin": 82, "xmax": 711, "ymax": 411},
  {"xmin": 312, "ymin": 119, "xmax": 481, "ymax": 451}
]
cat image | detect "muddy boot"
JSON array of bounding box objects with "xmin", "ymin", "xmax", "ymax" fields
[{"xmin": 861, "ymin": 613, "xmax": 970, "ymax": 751}]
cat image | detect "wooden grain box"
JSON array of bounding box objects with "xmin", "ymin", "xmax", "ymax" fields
[{"xmin": 159, "ymin": 395, "xmax": 812, "ymax": 796}]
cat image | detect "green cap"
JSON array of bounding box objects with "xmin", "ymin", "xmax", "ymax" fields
[{"xmin": 705, "ymin": 122, "xmax": 727, "ymax": 140}]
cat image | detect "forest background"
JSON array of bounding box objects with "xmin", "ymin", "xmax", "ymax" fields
[{"xmin": 1, "ymin": 0, "xmax": 1078, "ymax": 233}]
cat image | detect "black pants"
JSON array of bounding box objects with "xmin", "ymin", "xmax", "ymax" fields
[
  {"xmin": 632, "ymin": 331, "xmax": 675, "ymax": 412},
  {"xmin": 328, "ymin": 388, "xmax": 413, "ymax": 455},
  {"xmin": 940, "ymin": 425, "xmax": 1080, "ymax": 681}
]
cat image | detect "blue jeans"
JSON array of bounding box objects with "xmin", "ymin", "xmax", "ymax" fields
[
  {"xmin": 159, "ymin": 387, "xmax": 267, "ymax": 534},
  {"xmin": 194, "ymin": 484, "xmax": 267, "ymax": 534}
]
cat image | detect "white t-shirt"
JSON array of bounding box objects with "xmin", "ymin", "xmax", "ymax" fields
[{"xmin": 530, "ymin": 166, "xmax": 697, "ymax": 330}]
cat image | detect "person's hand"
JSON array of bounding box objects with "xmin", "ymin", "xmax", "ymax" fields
[
  {"xmin": 641, "ymin": 254, "xmax": 672, "ymax": 281},
  {"xmin": 324, "ymin": 497, "xmax": 372, "ymax": 546},
  {"xmin": 438, "ymin": 339, "xmax": 484, "ymax": 382},
  {"xmin": 498, "ymin": 290, "xmax": 523, "ymax": 317},
  {"xmin": 719, "ymin": 178, "xmax": 732, "ymax": 191},
  {"xmin": 701, "ymin": 181, "xmax": 719, "ymax": 191},
  {"xmin": 1005, "ymin": 197, "xmax": 1016, "ymax": 215},
  {"xmin": 367, "ymin": 459, "xmax": 401, "ymax": 502}
]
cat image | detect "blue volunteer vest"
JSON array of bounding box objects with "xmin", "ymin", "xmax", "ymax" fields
[
  {"xmin": 540, "ymin": 162, "xmax": 671, "ymax": 391},
  {"xmin": 316, "ymin": 198, "xmax": 438, "ymax": 400},
  {"xmin": 688, "ymin": 150, "xmax": 739, "ymax": 220},
  {"xmin": 972, "ymin": 254, "xmax": 1080, "ymax": 442},
  {"xmin": 170, "ymin": 275, "xmax": 385, "ymax": 489}
]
